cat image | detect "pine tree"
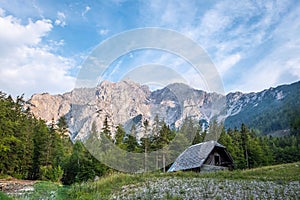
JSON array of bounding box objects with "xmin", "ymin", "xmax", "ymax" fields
[
  {"xmin": 124, "ymin": 134, "xmax": 139, "ymax": 152},
  {"xmin": 142, "ymin": 119, "xmax": 149, "ymax": 171},
  {"xmin": 28, "ymin": 119, "xmax": 50, "ymax": 179},
  {"xmin": 102, "ymin": 115, "xmax": 111, "ymax": 139},
  {"xmin": 205, "ymin": 120, "xmax": 223, "ymax": 141},
  {"xmin": 115, "ymin": 125, "xmax": 126, "ymax": 146}
]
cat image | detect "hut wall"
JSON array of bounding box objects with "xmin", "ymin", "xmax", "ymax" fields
[{"xmin": 200, "ymin": 164, "xmax": 227, "ymax": 173}]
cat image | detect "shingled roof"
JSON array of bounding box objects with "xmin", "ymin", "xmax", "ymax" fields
[{"xmin": 168, "ymin": 141, "xmax": 225, "ymax": 172}]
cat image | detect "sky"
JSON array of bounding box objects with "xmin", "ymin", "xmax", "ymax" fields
[{"xmin": 0, "ymin": 0, "xmax": 300, "ymax": 97}]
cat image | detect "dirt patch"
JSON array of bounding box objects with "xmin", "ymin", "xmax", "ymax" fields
[{"xmin": 0, "ymin": 178, "xmax": 36, "ymax": 196}]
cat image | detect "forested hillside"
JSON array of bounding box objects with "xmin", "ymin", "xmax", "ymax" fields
[
  {"xmin": 0, "ymin": 92, "xmax": 108, "ymax": 184},
  {"xmin": 225, "ymin": 81, "xmax": 300, "ymax": 134}
]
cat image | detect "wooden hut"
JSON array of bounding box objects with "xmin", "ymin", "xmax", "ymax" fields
[{"xmin": 168, "ymin": 140, "xmax": 233, "ymax": 172}]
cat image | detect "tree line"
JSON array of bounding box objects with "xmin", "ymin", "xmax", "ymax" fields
[
  {"xmin": 219, "ymin": 121, "xmax": 300, "ymax": 169},
  {"xmin": 91, "ymin": 115, "xmax": 300, "ymax": 170}
]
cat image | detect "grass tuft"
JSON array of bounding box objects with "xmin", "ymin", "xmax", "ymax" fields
[{"xmin": 0, "ymin": 191, "xmax": 13, "ymax": 200}]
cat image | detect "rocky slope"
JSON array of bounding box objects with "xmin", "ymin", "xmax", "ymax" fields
[{"xmin": 27, "ymin": 80, "xmax": 300, "ymax": 140}]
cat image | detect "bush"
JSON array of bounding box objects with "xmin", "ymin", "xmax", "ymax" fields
[{"xmin": 40, "ymin": 165, "xmax": 64, "ymax": 182}]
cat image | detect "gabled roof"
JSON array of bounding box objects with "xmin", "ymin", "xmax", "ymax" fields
[{"xmin": 168, "ymin": 141, "xmax": 225, "ymax": 172}]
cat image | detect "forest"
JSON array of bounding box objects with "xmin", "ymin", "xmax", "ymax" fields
[{"xmin": 0, "ymin": 91, "xmax": 300, "ymax": 185}]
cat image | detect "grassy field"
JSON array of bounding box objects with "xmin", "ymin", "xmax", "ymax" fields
[
  {"xmin": 66, "ymin": 162, "xmax": 300, "ymax": 199},
  {"xmin": 4, "ymin": 162, "xmax": 300, "ymax": 199}
]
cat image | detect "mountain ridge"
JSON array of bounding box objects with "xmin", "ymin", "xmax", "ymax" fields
[{"xmin": 27, "ymin": 80, "xmax": 300, "ymax": 140}]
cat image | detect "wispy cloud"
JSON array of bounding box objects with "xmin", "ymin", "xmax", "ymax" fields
[
  {"xmin": 218, "ymin": 53, "xmax": 241, "ymax": 75},
  {"xmin": 98, "ymin": 29, "xmax": 109, "ymax": 36},
  {"xmin": 54, "ymin": 11, "xmax": 66, "ymax": 27},
  {"xmin": 82, "ymin": 5, "xmax": 91, "ymax": 17},
  {"xmin": 138, "ymin": 0, "xmax": 298, "ymax": 93},
  {"xmin": 233, "ymin": 2, "xmax": 300, "ymax": 92}
]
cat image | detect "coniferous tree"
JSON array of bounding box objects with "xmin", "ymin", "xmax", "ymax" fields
[
  {"xmin": 28, "ymin": 119, "xmax": 50, "ymax": 179},
  {"xmin": 205, "ymin": 120, "xmax": 223, "ymax": 142},
  {"xmin": 124, "ymin": 134, "xmax": 139, "ymax": 152},
  {"xmin": 62, "ymin": 141, "xmax": 108, "ymax": 185},
  {"xmin": 102, "ymin": 115, "xmax": 111, "ymax": 139}
]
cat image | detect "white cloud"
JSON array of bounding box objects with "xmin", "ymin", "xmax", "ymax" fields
[
  {"xmin": 199, "ymin": 8, "xmax": 231, "ymax": 37},
  {"xmin": 82, "ymin": 6, "xmax": 91, "ymax": 17},
  {"xmin": 197, "ymin": 1, "xmax": 289, "ymax": 57},
  {"xmin": 144, "ymin": 1, "xmax": 198, "ymax": 28},
  {"xmin": 98, "ymin": 29, "xmax": 109, "ymax": 36},
  {"xmin": 111, "ymin": 0, "xmax": 127, "ymax": 5},
  {"xmin": 0, "ymin": 8, "xmax": 5, "ymax": 16},
  {"xmin": 217, "ymin": 53, "xmax": 241, "ymax": 75},
  {"xmin": 54, "ymin": 11, "xmax": 66, "ymax": 27},
  {"xmin": 0, "ymin": 15, "xmax": 52, "ymax": 50},
  {"xmin": 0, "ymin": 10, "xmax": 75, "ymax": 97}
]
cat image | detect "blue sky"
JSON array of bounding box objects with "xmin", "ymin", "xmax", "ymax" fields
[{"xmin": 0, "ymin": 0, "xmax": 299, "ymax": 97}]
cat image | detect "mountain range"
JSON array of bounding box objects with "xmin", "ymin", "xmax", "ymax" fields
[{"xmin": 27, "ymin": 80, "xmax": 300, "ymax": 140}]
